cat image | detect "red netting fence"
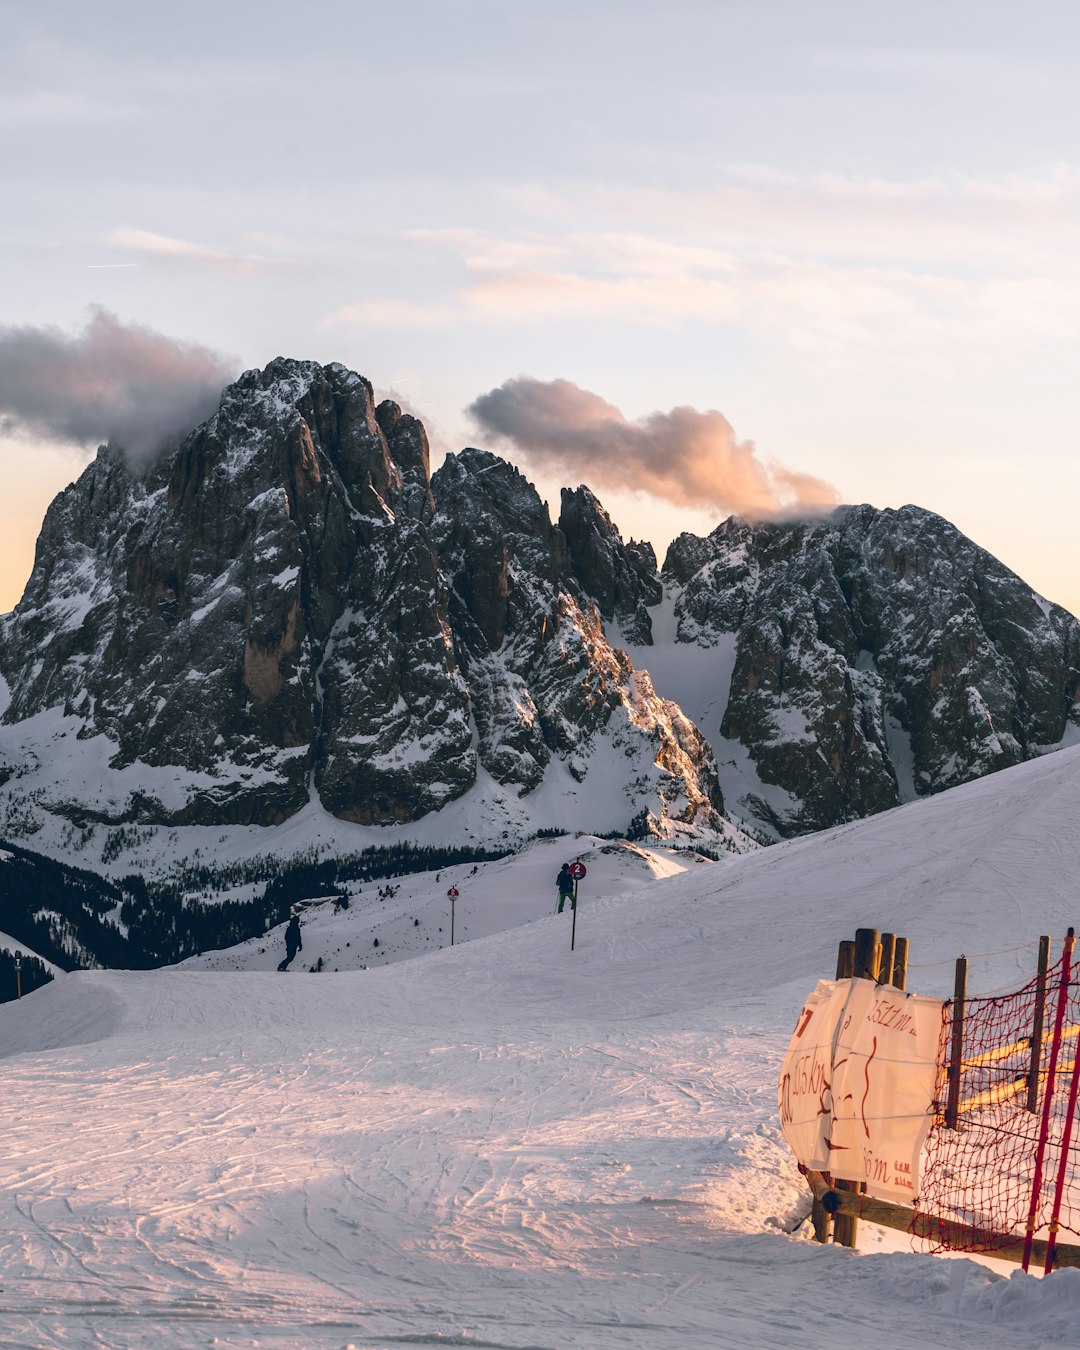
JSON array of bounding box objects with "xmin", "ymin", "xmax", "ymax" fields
[{"xmin": 917, "ymin": 935, "xmax": 1080, "ymax": 1268}]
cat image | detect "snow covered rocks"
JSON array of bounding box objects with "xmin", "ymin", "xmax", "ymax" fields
[
  {"xmin": 649, "ymin": 506, "xmax": 1080, "ymax": 836},
  {"xmin": 0, "ymin": 355, "xmax": 1077, "ymax": 861},
  {"xmin": 0, "ymin": 359, "xmax": 725, "ymax": 845}
]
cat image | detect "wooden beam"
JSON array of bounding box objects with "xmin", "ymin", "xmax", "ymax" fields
[
  {"xmin": 945, "ymin": 956, "xmax": 967, "ymax": 1129},
  {"xmin": 930, "ymin": 1060, "xmax": 1076, "ymax": 1123},
  {"xmin": 803, "ymin": 1170, "xmax": 1080, "ymax": 1270}
]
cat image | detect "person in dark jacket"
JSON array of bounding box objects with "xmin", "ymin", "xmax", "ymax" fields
[
  {"xmin": 556, "ymin": 863, "xmax": 575, "ymax": 914},
  {"xmin": 278, "ymin": 911, "xmax": 303, "ymax": 971}
]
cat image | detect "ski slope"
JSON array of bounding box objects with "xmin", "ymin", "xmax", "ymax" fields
[
  {"xmin": 179, "ymin": 835, "xmax": 719, "ymax": 975},
  {"xmin": 3, "ymin": 747, "xmax": 1080, "ymax": 1347}
]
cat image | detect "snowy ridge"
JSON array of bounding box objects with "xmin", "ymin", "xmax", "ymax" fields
[{"xmin": 3, "ymin": 746, "xmax": 1080, "ymax": 1345}]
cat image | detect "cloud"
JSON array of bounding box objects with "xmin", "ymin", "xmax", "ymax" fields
[
  {"xmin": 106, "ymin": 227, "xmax": 291, "ymax": 275},
  {"xmin": 0, "ymin": 308, "xmax": 237, "ymax": 460},
  {"xmin": 468, "ymin": 377, "xmax": 839, "ymax": 519},
  {"xmin": 321, "ymin": 166, "xmax": 1080, "ymax": 361}
]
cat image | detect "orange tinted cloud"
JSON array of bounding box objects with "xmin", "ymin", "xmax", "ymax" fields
[{"xmin": 469, "ymin": 376, "xmax": 839, "ymax": 519}]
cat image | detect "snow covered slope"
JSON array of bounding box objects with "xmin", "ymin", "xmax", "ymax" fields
[
  {"xmin": 181, "ymin": 834, "xmax": 719, "ymax": 974},
  {"xmin": 2, "ymin": 746, "xmax": 1080, "ymax": 1347}
]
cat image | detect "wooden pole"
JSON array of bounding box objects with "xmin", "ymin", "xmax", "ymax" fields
[
  {"xmin": 854, "ymin": 927, "xmax": 881, "ymax": 980},
  {"xmin": 1027, "ymin": 935, "xmax": 1051, "ymax": 1113},
  {"xmin": 1023, "ymin": 928, "xmax": 1075, "ymax": 1273},
  {"xmin": 945, "ymin": 956, "xmax": 967, "ymax": 1129},
  {"xmin": 878, "ymin": 933, "xmax": 897, "ymax": 986},
  {"xmin": 892, "ymin": 937, "xmax": 909, "ymax": 991},
  {"xmin": 836, "ymin": 940, "xmax": 855, "ymax": 980}
]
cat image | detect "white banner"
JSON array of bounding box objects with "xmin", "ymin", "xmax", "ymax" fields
[{"xmin": 778, "ymin": 977, "xmax": 945, "ymax": 1203}]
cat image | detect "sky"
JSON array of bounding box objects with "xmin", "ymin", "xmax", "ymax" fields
[{"xmin": 2, "ymin": 0, "xmax": 1080, "ymax": 613}]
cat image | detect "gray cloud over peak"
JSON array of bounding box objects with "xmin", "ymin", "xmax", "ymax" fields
[
  {"xmin": 468, "ymin": 376, "xmax": 840, "ymax": 520},
  {"xmin": 0, "ymin": 308, "xmax": 238, "ymax": 461}
]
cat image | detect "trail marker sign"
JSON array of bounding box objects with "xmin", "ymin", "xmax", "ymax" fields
[{"xmin": 567, "ymin": 862, "xmax": 586, "ymax": 950}]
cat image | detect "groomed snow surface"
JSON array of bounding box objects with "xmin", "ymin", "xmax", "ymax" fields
[{"xmin": 4, "ymin": 747, "xmax": 1080, "ymax": 1347}]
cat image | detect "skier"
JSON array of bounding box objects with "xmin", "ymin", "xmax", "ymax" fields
[
  {"xmin": 556, "ymin": 863, "xmax": 575, "ymax": 914},
  {"xmin": 277, "ymin": 910, "xmax": 303, "ymax": 971}
]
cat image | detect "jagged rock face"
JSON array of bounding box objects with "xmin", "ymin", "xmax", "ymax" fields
[
  {"xmin": 559, "ymin": 486, "xmax": 661, "ymax": 644},
  {"xmin": 0, "ymin": 364, "xmax": 726, "ymax": 840},
  {"xmin": 431, "ymin": 450, "xmax": 724, "ymax": 828},
  {"xmin": 664, "ymin": 506, "xmax": 1080, "ymax": 835},
  {"xmin": 0, "ymin": 360, "xmax": 473, "ymax": 826}
]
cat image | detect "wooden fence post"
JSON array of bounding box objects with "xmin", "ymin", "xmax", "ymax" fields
[
  {"xmin": 892, "ymin": 937, "xmax": 909, "ymax": 991},
  {"xmin": 878, "ymin": 933, "xmax": 896, "ymax": 986},
  {"xmin": 945, "ymin": 956, "xmax": 967, "ymax": 1130},
  {"xmin": 1027, "ymin": 935, "xmax": 1051, "ymax": 1114},
  {"xmin": 854, "ymin": 927, "xmax": 881, "ymax": 981}
]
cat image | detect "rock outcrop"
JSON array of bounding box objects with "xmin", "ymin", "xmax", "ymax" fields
[
  {"xmin": 5, "ymin": 355, "xmax": 1072, "ymax": 853},
  {"xmin": 662, "ymin": 506, "xmax": 1080, "ymax": 835},
  {"xmin": 431, "ymin": 449, "xmax": 723, "ymax": 828},
  {"xmin": 0, "ymin": 361, "xmax": 727, "ymax": 843},
  {"xmin": 558, "ymin": 486, "xmax": 661, "ymax": 645}
]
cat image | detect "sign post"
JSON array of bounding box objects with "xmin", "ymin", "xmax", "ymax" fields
[
  {"xmin": 447, "ymin": 887, "xmax": 459, "ymax": 946},
  {"xmin": 14, "ymin": 950, "xmax": 21, "ymax": 1000},
  {"xmin": 567, "ymin": 862, "xmax": 586, "ymax": 951}
]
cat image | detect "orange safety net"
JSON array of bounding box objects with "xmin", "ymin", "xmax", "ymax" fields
[{"xmin": 916, "ymin": 948, "xmax": 1080, "ymax": 1258}]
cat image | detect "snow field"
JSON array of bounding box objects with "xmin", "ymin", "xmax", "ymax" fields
[
  {"xmin": 4, "ymin": 748, "xmax": 1080, "ymax": 1345},
  {"xmin": 182, "ymin": 836, "xmax": 714, "ymax": 975}
]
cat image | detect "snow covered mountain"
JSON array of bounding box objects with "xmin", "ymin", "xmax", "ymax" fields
[
  {"xmin": 4, "ymin": 738, "xmax": 1080, "ymax": 1347},
  {"xmin": 624, "ymin": 507, "xmax": 1080, "ymax": 837},
  {"xmin": 1, "ymin": 354, "xmax": 1076, "ymax": 885},
  {"xmin": 0, "ymin": 359, "xmax": 730, "ymax": 866}
]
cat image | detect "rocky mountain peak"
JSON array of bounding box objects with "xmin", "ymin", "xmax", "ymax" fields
[
  {"xmin": 660, "ymin": 502, "xmax": 1080, "ymax": 835},
  {"xmin": 559, "ymin": 486, "xmax": 662, "ymax": 645},
  {"xmin": 0, "ymin": 360, "xmax": 731, "ymax": 852},
  {"xmin": 430, "ymin": 449, "xmax": 724, "ymax": 827},
  {"xmin": 0, "ymin": 357, "xmax": 471, "ymax": 827},
  {"xmin": 10, "ymin": 352, "xmax": 1067, "ymax": 859}
]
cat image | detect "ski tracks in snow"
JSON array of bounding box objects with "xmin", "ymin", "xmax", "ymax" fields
[
  {"xmin": 9, "ymin": 744, "xmax": 1080, "ymax": 1350},
  {"xmin": 0, "ymin": 974, "xmax": 810, "ymax": 1348}
]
